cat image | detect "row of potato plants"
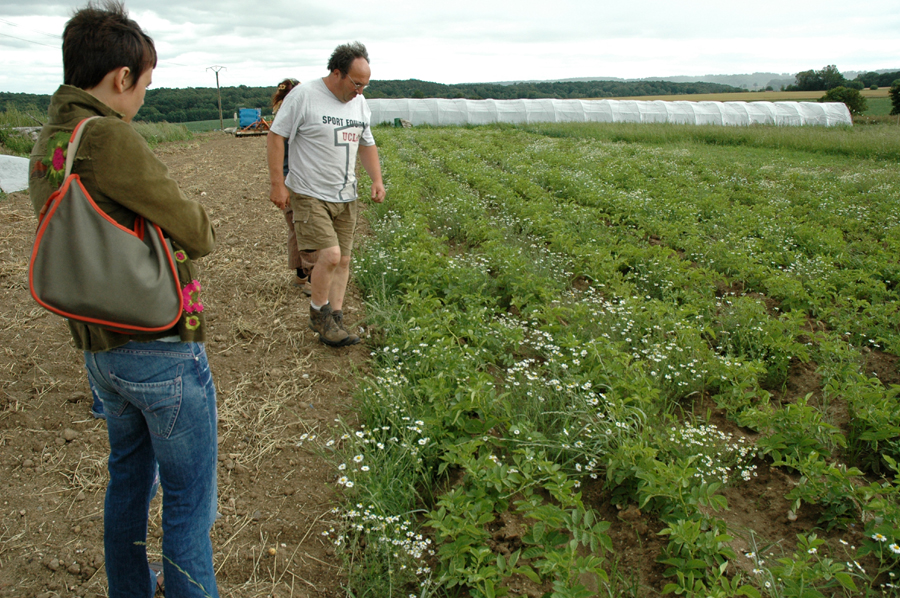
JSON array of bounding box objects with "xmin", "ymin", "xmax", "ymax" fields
[{"xmin": 317, "ymin": 123, "xmax": 900, "ymax": 598}]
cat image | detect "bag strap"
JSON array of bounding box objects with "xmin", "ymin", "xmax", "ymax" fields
[
  {"xmin": 36, "ymin": 116, "xmax": 103, "ymax": 224},
  {"xmin": 64, "ymin": 116, "xmax": 102, "ymax": 177}
]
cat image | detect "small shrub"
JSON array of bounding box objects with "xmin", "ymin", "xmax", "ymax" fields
[
  {"xmin": 819, "ymin": 86, "xmax": 868, "ymax": 116},
  {"xmin": 0, "ymin": 127, "xmax": 35, "ymax": 156},
  {"xmin": 0, "ymin": 104, "xmax": 43, "ymax": 128},
  {"xmin": 890, "ymin": 80, "xmax": 900, "ymax": 116},
  {"xmin": 870, "ymin": 85, "xmax": 879, "ymax": 90},
  {"xmin": 0, "ymin": 105, "xmax": 42, "ymax": 157}
]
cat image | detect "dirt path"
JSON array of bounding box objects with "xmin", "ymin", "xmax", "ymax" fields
[{"xmin": 0, "ymin": 133, "xmax": 366, "ymax": 597}]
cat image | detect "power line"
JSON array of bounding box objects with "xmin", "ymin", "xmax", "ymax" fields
[
  {"xmin": 0, "ymin": 17, "xmax": 59, "ymax": 39},
  {"xmin": 0, "ymin": 31, "xmax": 57, "ymax": 48}
]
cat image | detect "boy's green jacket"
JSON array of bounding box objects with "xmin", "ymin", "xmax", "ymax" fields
[{"xmin": 29, "ymin": 85, "xmax": 216, "ymax": 352}]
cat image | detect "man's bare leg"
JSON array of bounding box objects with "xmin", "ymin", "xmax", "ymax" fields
[
  {"xmin": 328, "ymin": 255, "xmax": 351, "ymax": 311},
  {"xmin": 310, "ymin": 245, "xmax": 341, "ymax": 308}
]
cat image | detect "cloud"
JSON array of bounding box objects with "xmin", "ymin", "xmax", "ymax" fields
[{"xmin": 0, "ymin": 0, "xmax": 898, "ymax": 94}]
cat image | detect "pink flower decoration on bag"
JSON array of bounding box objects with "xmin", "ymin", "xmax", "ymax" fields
[
  {"xmin": 42, "ymin": 131, "xmax": 71, "ymax": 189},
  {"xmin": 174, "ymin": 250, "xmax": 187, "ymax": 262},
  {"xmin": 185, "ymin": 315, "xmax": 201, "ymax": 330},
  {"xmin": 52, "ymin": 147, "xmax": 65, "ymax": 171},
  {"xmin": 181, "ymin": 280, "xmax": 204, "ymax": 313}
]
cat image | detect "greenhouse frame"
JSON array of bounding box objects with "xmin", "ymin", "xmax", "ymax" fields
[{"xmin": 368, "ymin": 98, "xmax": 852, "ymax": 127}]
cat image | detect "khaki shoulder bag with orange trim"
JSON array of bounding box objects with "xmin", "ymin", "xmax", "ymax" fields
[{"xmin": 29, "ymin": 117, "xmax": 183, "ymax": 334}]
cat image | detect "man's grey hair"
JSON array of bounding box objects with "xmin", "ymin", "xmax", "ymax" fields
[{"xmin": 327, "ymin": 41, "xmax": 369, "ymax": 75}]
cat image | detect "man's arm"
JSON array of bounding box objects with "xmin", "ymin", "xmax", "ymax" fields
[
  {"xmin": 358, "ymin": 143, "xmax": 385, "ymax": 203},
  {"xmin": 266, "ymin": 131, "xmax": 290, "ymax": 209}
]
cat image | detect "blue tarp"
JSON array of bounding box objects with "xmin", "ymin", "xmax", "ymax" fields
[{"xmin": 239, "ymin": 108, "xmax": 261, "ymax": 128}]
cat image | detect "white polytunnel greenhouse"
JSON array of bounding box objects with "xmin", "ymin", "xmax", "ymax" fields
[{"xmin": 368, "ymin": 98, "xmax": 852, "ymax": 127}]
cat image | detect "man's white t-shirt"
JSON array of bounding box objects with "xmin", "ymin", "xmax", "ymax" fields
[{"xmin": 270, "ymin": 77, "xmax": 375, "ymax": 203}]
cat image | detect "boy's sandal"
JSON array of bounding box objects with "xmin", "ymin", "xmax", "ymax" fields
[{"xmin": 149, "ymin": 562, "xmax": 164, "ymax": 593}]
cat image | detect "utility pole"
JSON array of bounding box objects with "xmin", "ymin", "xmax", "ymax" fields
[{"xmin": 207, "ymin": 65, "xmax": 226, "ymax": 131}]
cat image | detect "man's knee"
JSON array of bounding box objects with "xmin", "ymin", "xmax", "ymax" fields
[{"xmin": 317, "ymin": 246, "xmax": 342, "ymax": 267}]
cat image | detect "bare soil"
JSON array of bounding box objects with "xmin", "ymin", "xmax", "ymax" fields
[{"xmin": 0, "ymin": 133, "xmax": 891, "ymax": 597}]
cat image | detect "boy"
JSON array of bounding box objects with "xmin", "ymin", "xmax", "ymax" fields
[{"xmin": 29, "ymin": 2, "xmax": 219, "ymax": 596}]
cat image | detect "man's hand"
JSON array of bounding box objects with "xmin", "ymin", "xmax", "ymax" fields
[
  {"xmin": 270, "ymin": 181, "xmax": 289, "ymax": 209},
  {"xmin": 370, "ymin": 181, "xmax": 386, "ymax": 203},
  {"xmin": 266, "ymin": 131, "xmax": 289, "ymax": 209},
  {"xmin": 359, "ymin": 144, "xmax": 385, "ymax": 204}
]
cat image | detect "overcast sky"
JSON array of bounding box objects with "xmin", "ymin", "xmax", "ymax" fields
[{"xmin": 2, "ymin": 0, "xmax": 898, "ymax": 95}]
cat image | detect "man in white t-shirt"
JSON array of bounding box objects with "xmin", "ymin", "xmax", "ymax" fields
[{"xmin": 267, "ymin": 42, "xmax": 385, "ymax": 347}]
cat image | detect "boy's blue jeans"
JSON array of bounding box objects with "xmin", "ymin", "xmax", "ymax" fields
[{"xmin": 84, "ymin": 341, "xmax": 219, "ymax": 598}]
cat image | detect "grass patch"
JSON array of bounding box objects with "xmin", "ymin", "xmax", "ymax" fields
[
  {"xmin": 0, "ymin": 104, "xmax": 44, "ymax": 128},
  {"xmin": 181, "ymin": 119, "xmax": 233, "ymax": 133},
  {"xmin": 0, "ymin": 128, "xmax": 34, "ymax": 156},
  {"xmin": 0, "ymin": 104, "xmax": 44, "ymax": 157},
  {"xmin": 862, "ymin": 96, "xmax": 895, "ymax": 116},
  {"xmin": 130, "ymin": 121, "xmax": 193, "ymax": 147},
  {"xmin": 519, "ymin": 120, "xmax": 900, "ymax": 161},
  {"xmin": 0, "ymin": 111, "xmax": 193, "ymax": 156}
]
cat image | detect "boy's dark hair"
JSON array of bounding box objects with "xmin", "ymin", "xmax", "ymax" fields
[
  {"xmin": 326, "ymin": 42, "xmax": 368, "ymax": 76},
  {"xmin": 63, "ymin": 0, "xmax": 157, "ymax": 90}
]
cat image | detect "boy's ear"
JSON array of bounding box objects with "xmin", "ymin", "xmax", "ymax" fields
[{"xmin": 111, "ymin": 67, "xmax": 132, "ymax": 93}]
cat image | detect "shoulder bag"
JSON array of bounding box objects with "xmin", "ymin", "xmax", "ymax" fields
[{"xmin": 29, "ymin": 117, "xmax": 183, "ymax": 334}]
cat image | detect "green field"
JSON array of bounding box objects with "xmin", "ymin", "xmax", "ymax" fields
[
  {"xmin": 864, "ymin": 96, "xmax": 894, "ymax": 116},
  {"xmin": 180, "ymin": 118, "xmax": 233, "ymax": 132},
  {"xmin": 325, "ymin": 121, "xmax": 900, "ymax": 597}
]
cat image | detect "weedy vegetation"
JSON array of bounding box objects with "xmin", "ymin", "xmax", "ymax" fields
[{"xmin": 0, "ymin": 106, "xmax": 192, "ymax": 158}]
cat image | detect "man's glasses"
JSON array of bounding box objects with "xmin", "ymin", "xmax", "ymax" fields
[{"xmin": 347, "ymin": 74, "xmax": 368, "ymax": 91}]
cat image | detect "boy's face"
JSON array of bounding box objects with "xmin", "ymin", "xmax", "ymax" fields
[{"xmin": 120, "ymin": 67, "xmax": 153, "ymax": 122}]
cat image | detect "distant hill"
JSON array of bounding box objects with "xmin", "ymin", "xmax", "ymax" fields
[
  {"xmin": 483, "ymin": 73, "xmax": 794, "ymax": 90},
  {"xmin": 492, "ymin": 68, "xmax": 900, "ymax": 92},
  {"xmin": 635, "ymin": 73, "xmax": 796, "ymax": 91}
]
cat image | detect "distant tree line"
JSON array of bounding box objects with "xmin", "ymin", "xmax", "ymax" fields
[
  {"xmin": 2, "ymin": 79, "xmax": 745, "ymax": 124},
  {"xmin": 780, "ymin": 65, "xmax": 900, "ymax": 116},
  {"xmin": 0, "ymin": 92, "xmax": 51, "ymax": 119},
  {"xmin": 138, "ymin": 85, "xmax": 278, "ymax": 123},
  {"xmin": 0, "ymin": 85, "xmax": 278, "ymax": 125},
  {"xmin": 853, "ymin": 70, "xmax": 900, "ymax": 89},
  {"xmin": 786, "ymin": 65, "xmax": 900, "ymax": 91},
  {"xmin": 364, "ymin": 79, "xmax": 743, "ymax": 100}
]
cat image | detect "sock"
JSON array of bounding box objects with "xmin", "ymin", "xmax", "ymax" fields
[{"xmin": 311, "ymin": 300, "xmax": 328, "ymax": 311}]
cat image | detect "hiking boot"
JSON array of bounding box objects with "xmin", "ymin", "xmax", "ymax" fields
[
  {"xmin": 309, "ymin": 303, "xmax": 352, "ymax": 347},
  {"xmin": 293, "ymin": 275, "xmax": 312, "ymax": 296},
  {"xmin": 331, "ymin": 310, "xmax": 361, "ymax": 345}
]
